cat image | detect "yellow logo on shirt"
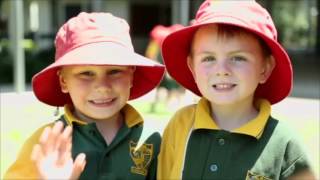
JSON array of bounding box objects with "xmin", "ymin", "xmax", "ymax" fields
[
  {"xmin": 129, "ymin": 141, "xmax": 153, "ymax": 176},
  {"xmin": 246, "ymin": 170, "xmax": 272, "ymax": 180}
]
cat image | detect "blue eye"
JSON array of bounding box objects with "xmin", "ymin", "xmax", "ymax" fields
[
  {"xmin": 108, "ymin": 69, "xmax": 123, "ymax": 75},
  {"xmin": 202, "ymin": 56, "xmax": 216, "ymax": 62},
  {"xmin": 79, "ymin": 71, "xmax": 95, "ymax": 77},
  {"xmin": 231, "ymin": 56, "xmax": 247, "ymax": 62}
]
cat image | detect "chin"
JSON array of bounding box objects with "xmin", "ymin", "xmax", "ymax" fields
[
  {"xmin": 93, "ymin": 114, "xmax": 115, "ymax": 120},
  {"xmin": 85, "ymin": 111, "xmax": 114, "ymax": 120},
  {"xmin": 207, "ymin": 97, "xmax": 236, "ymax": 105}
]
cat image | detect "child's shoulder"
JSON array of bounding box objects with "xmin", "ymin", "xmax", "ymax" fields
[
  {"xmin": 19, "ymin": 119, "xmax": 58, "ymax": 151},
  {"xmin": 28, "ymin": 114, "xmax": 70, "ymax": 139},
  {"xmin": 171, "ymin": 104, "xmax": 197, "ymax": 121},
  {"xmin": 264, "ymin": 117, "xmax": 307, "ymax": 156},
  {"xmin": 164, "ymin": 104, "xmax": 197, "ymax": 133},
  {"xmin": 135, "ymin": 122, "xmax": 161, "ymax": 140},
  {"xmin": 267, "ymin": 117, "xmax": 301, "ymax": 141},
  {"xmin": 266, "ymin": 117, "xmax": 312, "ymax": 178}
]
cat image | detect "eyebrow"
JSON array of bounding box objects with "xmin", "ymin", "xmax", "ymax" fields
[
  {"xmin": 193, "ymin": 51, "xmax": 215, "ymax": 56},
  {"xmin": 228, "ymin": 50, "xmax": 248, "ymax": 55},
  {"xmin": 194, "ymin": 50, "xmax": 247, "ymax": 56}
]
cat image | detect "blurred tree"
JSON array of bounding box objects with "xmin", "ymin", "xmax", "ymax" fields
[
  {"xmin": 271, "ymin": 0, "xmax": 317, "ymax": 51},
  {"xmin": 317, "ymin": 0, "xmax": 320, "ymax": 53},
  {"xmin": 0, "ymin": 45, "xmax": 13, "ymax": 83},
  {"xmin": 257, "ymin": 0, "xmax": 274, "ymax": 13}
]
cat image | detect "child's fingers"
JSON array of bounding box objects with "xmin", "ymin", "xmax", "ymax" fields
[
  {"xmin": 50, "ymin": 121, "xmax": 65, "ymax": 149},
  {"xmin": 41, "ymin": 121, "xmax": 64, "ymax": 154},
  {"xmin": 56, "ymin": 126, "xmax": 73, "ymax": 166},
  {"xmin": 59, "ymin": 125, "xmax": 72, "ymax": 153},
  {"xmin": 31, "ymin": 144, "xmax": 44, "ymax": 163},
  {"xmin": 70, "ymin": 153, "xmax": 86, "ymax": 180},
  {"xmin": 39, "ymin": 127, "xmax": 52, "ymax": 155}
]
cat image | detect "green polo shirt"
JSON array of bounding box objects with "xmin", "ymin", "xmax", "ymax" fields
[
  {"xmin": 158, "ymin": 98, "xmax": 311, "ymax": 180},
  {"xmin": 5, "ymin": 104, "xmax": 160, "ymax": 180}
]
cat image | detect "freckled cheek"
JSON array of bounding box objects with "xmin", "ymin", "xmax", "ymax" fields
[
  {"xmin": 238, "ymin": 68, "xmax": 258, "ymax": 79},
  {"xmin": 65, "ymin": 82, "xmax": 90, "ymax": 104},
  {"xmin": 193, "ymin": 67, "xmax": 211, "ymax": 89},
  {"xmin": 113, "ymin": 77, "xmax": 132, "ymax": 89},
  {"xmin": 76, "ymin": 80, "xmax": 93, "ymax": 88},
  {"xmin": 69, "ymin": 80, "xmax": 92, "ymax": 93},
  {"xmin": 195, "ymin": 66, "xmax": 211, "ymax": 78}
]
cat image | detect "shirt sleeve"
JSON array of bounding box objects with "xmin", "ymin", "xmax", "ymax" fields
[
  {"xmin": 3, "ymin": 123, "xmax": 53, "ymax": 180},
  {"xmin": 280, "ymin": 135, "xmax": 313, "ymax": 179},
  {"xmin": 157, "ymin": 127, "xmax": 175, "ymax": 180},
  {"xmin": 157, "ymin": 106, "xmax": 195, "ymax": 180}
]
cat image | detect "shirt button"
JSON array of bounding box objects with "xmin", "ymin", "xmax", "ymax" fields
[
  {"xmin": 209, "ymin": 164, "xmax": 218, "ymax": 172},
  {"xmin": 218, "ymin": 138, "xmax": 225, "ymax": 145}
]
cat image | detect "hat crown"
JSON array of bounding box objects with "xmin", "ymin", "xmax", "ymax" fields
[
  {"xmin": 150, "ymin": 24, "xmax": 184, "ymax": 45},
  {"xmin": 195, "ymin": 0, "xmax": 277, "ymax": 41},
  {"xmin": 55, "ymin": 12, "xmax": 133, "ymax": 61}
]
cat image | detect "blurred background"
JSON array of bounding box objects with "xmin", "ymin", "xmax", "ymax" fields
[
  {"xmin": 0, "ymin": 0, "xmax": 319, "ymax": 178},
  {"xmin": 0, "ymin": 0, "xmax": 319, "ymax": 95}
]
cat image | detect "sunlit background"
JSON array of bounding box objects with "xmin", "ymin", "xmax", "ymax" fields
[{"xmin": 1, "ymin": 0, "xmax": 319, "ymax": 178}]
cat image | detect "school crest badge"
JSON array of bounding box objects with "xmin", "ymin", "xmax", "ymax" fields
[
  {"xmin": 129, "ymin": 141, "xmax": 153, "ymax": 176},
  {"xmin": 246, "ymin": 170, "xmax": 272, "ymax": 180}
]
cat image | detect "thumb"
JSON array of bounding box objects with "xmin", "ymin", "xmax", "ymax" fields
[{"xmin": 69, "ymin": 153, "xmax": 86, "ymax": 180}]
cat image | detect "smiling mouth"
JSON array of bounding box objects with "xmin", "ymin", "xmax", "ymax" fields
[
  {"xmin": 89, "ymin": 98, "xmax": 116, "ymax": 106},
  {"xmin": 212, "ymin": 83, "xmax": 236, "ymax": 90}
]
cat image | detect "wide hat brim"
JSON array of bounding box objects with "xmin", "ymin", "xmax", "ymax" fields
[
  {"xmin": 162, "ymin": 18, "xmax": 292, "ymax": 104},
  {"xmin": 32, "ymin": 42, "xmax": 165, "ymax": 106}
]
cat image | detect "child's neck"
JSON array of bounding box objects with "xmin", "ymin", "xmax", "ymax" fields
[
  {"xmin": 210, "ymin": 100, "xmax": 258, "ymax": 131},
  {"xmin": 74, "ymin": 110, "xmax": 123, "ymax": 145},
  {"xmin": 95, "ymin": 113, "xmax": 123, "ymax": 145}
]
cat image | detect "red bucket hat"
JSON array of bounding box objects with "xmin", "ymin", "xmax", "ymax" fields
[
  {"xmin": 162, "ymin": 0, "xmax": 293, "ymax": 104},
  {"xmin": 32, "ymin": 12, "xmax": 165, "ymax": 106},
  {"xmin": 150, "ymin": 24, "xmax": 185, "ymax": 45}
]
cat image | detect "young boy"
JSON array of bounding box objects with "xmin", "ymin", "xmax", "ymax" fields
[
  {"xmin": 158, "ymin": 1, "xmax": 316, "ymax": 179},
  {"xmin": 4, "ymin": 12, "xmax": 164, "ymax": 179}
]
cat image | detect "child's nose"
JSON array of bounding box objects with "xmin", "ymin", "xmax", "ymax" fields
[
  {"xmin": 214, "ymin": 60, "xmax": 231, "ymax": 76},
  {"xmin": 95, "ymin": 77, "xmax": 112, "ymax": 93}
]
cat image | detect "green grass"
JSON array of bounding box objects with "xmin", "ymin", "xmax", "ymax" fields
[{"xmin": 1, "ymin": 92, "xmax": 319, "ymax": 178}]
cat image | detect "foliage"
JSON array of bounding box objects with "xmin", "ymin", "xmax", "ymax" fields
[{"xmin": 0, "ymin": 39, "xmax": 54, "ymax": 84}]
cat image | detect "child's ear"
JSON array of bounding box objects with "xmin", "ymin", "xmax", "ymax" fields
[
  {"xmin": 57, "ymin": 70, "xmax": 69, "ymax": 93},
  {"xmin": 129, "ymin": 66, "xmax": 136, "ymax": 88},
  {"xmin": 187, "ymin": 55, "xmax": 195, "ymax": 77},
  {"xmin": 260, "ymin": 55, "xmax": 275, "ymax": 84}
]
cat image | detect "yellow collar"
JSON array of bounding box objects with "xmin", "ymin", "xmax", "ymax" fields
[
  {"xmin": 194, "ymin": 98, "xmax": 271, "ymax": 139},
  {"xmin": 63, "ymin": 104, "xmax": 143, "ymax": 128}
]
